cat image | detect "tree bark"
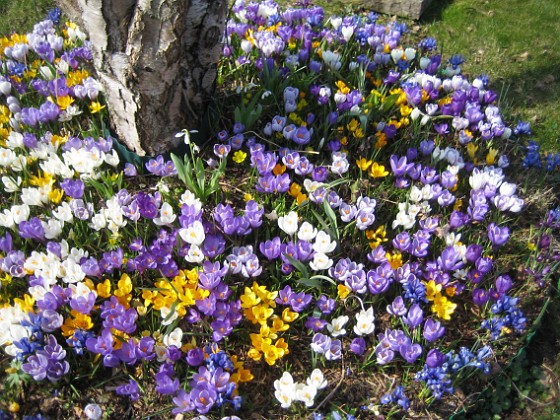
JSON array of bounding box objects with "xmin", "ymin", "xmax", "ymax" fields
[{"xmin": 55, "ymin": 0, "xmax": 227, "ymax": 156}]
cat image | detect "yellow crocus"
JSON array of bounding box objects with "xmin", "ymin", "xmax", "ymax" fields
[
  {"xmin": 89, "ymin": 101, "xmax": 106, "ymax": 114},
  {"xmin": 48, "ymin": 188, "xmax": 63, "ymax": 204},
  {"xmin": 13, "ymin": 294, "xmax": 34, "ymax": 312},
  {"xmin": 337, "ymin": 284, "xmax": 350, "ymax": 299},
  {"xmin": 356, "ymin": 157, "xmax": 373, "ymax": 171},
  {"xmin": 369, "ymin": 162, "xmax": 389, "ymax": 178},
  {"xmin": 431, "ymin": 294, "xmax": 457, "ymax": 320},
  {"xmin": 467, "ymin": 142, "xmax": 479, "ymax": 160},
  {"xmin": 56, "ymin": 95, "xmax": 74, "ymax": 110},
  {"xmin": 232, "ymin": 150, "xmax": 247, "ymax": 164},
  {"xmin": 486, "ymin": 148, "xmax": 498, "ymax": 165},
  {"xmin": 424, "ymin": 280, "xmax": 442, "ymax": 301}
]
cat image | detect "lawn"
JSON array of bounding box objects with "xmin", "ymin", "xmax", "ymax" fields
[{"xmin": 0, "ymin": 0, "xmax": 558, "ymax": 418}]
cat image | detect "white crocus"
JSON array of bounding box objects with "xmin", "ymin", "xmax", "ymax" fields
[
  {"xmin": 307, "ymin": 369, "xmax": 328, "ymax": 390},
  {"xmin": 341, "ymin": 25, "xmax": 354, "ymax": 42},
  {"xmin": 309, "ymin": 252, "xmax": 333, "ymax": 271},
  {"xmin": 278, "ymin": 211, "xmax": 299, "ymax": 235},
  {"xmin": 163, "ymin": 326, "xmax": 183, "ymax": 348},
  {"xmin": 313, "ymin": 231, "xmax": 336, "ymax": 254},
  {"xmin": 11, "ymin": 203, "xmax": 30, "ymax": 224},
  {"xmin": 2, "ymin": 175, "xmax": 21, "ymax": 192},
  {"xmin": 61, "ymin": 259, "xmax": 86, "ymax": 283},
  {"xmin": 154, "ymin": 202, "xmax": 176, "ymax": 226},
  {"xmin": 179, "ymin": 220, "xmax": 205, "ymax": 246},
  {"xmin": 294, "ymin": 383, "xmax": 317, "ymax": 407},
  {"xmin": 274, "ymin": 372, "xmax": 297, "ymax": 409},
  {"xmin": 43, "ymin": 218, "xmax": 63, "ymax": 239},
  {"xmin": 52, "ymin": 202, "xmax": 74, "ymax": 223},
  {"xmin": 297, "ymin": 221, "xmax": 317, "ymax": 241},
  {"xmin": 6, "ymin": 131, "xmax": 24, "ymax": 149},
  {"xmin": 0, "ymin": 147, "xmax": 16, "ymax": 166},
  {"xmin": 353, "ymin": 307, "xmax": 375, "ymax": 336},
  {"xmin": 185, "ymin": 244, "xmax": 205, "ymax": 263},
  {"xmin": 327, "ymin": 315, "xmax": 349, "ymax": 337},
  {"xmin": 0, "ymin": 209, "xmax": 14, "ymax": 228},
  {"xmin": 21, "ymin": 187, "xmax": 45, "ymax": 206}
]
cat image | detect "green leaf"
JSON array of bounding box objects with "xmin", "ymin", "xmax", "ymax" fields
[
  {"xmin": 284, "ymin": 254, "xmax": 309, "ymax": 280},
  {"xmin": 297, "ymin": 277, "xmax": 322, "ymax": 288},
  {"xmin": 309, "ymin": 274, "xmax": 336, "ymax": 285},
  {"xmin": 170, "ymin": 153, "xmax": 187, "ymax": 185},
  {"xmin": 322, "ymin": 199, "xmax": 339, "ymax": 241}
]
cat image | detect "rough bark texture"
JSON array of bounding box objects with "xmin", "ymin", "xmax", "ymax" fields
[{"xmin": 55, "ymin": 0, "xmax": 227, "ymax": 156}]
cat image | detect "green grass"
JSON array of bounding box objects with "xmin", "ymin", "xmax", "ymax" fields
[
  {"xmin": 420, "ymin": 0, "xmax": 560, "ymax": 151},
  {"xmin": 0, "ymin": 0, "xmax": 54, "ymax": 35}
]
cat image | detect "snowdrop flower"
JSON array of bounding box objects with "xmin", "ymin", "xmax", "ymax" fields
[
  {"xmin": 313, "ymin": 231, "xmax": 336, "ymax": 254},
  {"xmin": 307, "ymin": 369, "xmax": 328, "ymax": 390},
  {"xmin": 179, "ymin": 220, "xmax": 205, "ymax": 246},
  {"xmin": 327, "ymin": 315, "xmax": 349, "ymax": 337},
  {"xmin": 154, "ymin": 202, "xmax": 176, "ymax": 226},
  {"xmin": 354, "ymin": 306, "xmax": 375, "ymax": 336},
  {"xmin": 309, "ymin": 253, "xmax": 333, "ymax": 271},
  {"xmin": 298, "ymin": 221, "xmax": 318, "ymax": 241},
  {"xmin": 278, "ymin": 211, "xmax": 299, "ymax": 235}
]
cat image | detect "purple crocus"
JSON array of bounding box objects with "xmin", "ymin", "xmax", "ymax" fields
[
  {"xmin": 426, "ymin": 348, "xmax": 445, "ymax": 368},
  {"xmin": 350, "ymin": 337, "xmax": 367, "ymax": 356},
  {"xmin": 18, "ymin": 217, "xmax": 46, "ymax": 242},
  {"xmin": 190, "ymin": 384, "xmax": 217, "ymax": 414},
  {"xmin": 59, "ymin": 178, "xmax": 85, "ymax": 198},
  {"xmin": 399, "ymin": 343, "xmax": 422, "ymax": 363},
  {"xmin": 116, "ymin": 379, "xmax": 140, "ymax": 401},
  {"xmin": 488, "ymin": 222, "xmax": 510, "ymax": 248},
  {"xmin": 423, "ymin": 318, "xmax": 446, "ymax": 342},
  {"xmin": 403, "ymin": 303, "xmax": 424, "ymax": 329}
]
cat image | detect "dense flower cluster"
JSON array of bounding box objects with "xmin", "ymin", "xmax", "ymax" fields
[{"xmin": 0, "ymin": 1, "xmax": 556, "ymax": 418}]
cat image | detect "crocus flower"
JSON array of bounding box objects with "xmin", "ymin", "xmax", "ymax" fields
[
  {"xmin": 488, "ymin": 222, "xmax": 510, "ymax": 248},
  {"xmin": 353, "ymin": 307, "xmax": 375, "ymax": 335}
]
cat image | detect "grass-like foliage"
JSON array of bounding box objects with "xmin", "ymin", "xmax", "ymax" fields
[{"xmin": 0, "ymin": 2, "xmax": 559, "ymax": 419}]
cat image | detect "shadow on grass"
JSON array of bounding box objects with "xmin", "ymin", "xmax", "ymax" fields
[
  {"xmin": 420, "ymin": 0, "xmax": 455, "ymax": 23},
  {"xmin": 489, "ymin": 61, "xmax": 560, "ymax": 110}
]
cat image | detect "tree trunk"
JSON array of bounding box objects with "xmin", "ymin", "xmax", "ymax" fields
[{"xmin": 55, "ymin": 0, "xmax": 227, "ymax": 156}]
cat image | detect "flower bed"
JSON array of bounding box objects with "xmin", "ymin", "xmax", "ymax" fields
[{"xmin": 0, "ymin": 2, "xmax": 559, "ymax": 419}]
